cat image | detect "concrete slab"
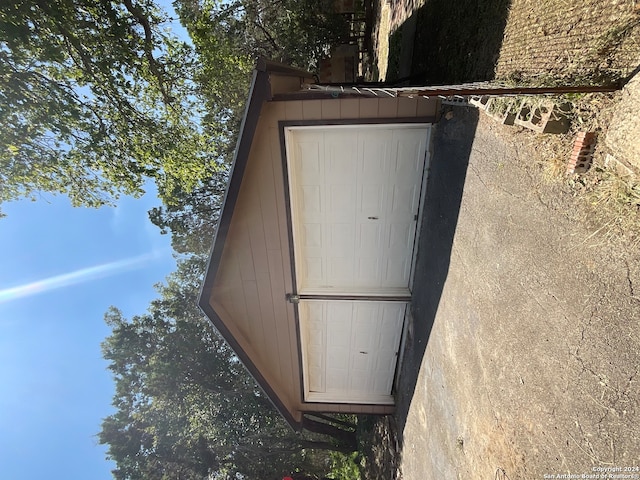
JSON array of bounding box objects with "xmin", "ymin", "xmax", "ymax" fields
[{"xmin": 397, "ymin": 107, "xmax": 640, "ymax": 480}]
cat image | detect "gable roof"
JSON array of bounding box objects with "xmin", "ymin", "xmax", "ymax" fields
[
  {"xmin": 198, "ymin": 60, "xmax": 313, "ymax": 430},
  {"xmin": 197, "ymin": 59, "xmax": 441, "ymax": 428}
]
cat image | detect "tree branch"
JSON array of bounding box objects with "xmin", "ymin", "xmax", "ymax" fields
[
  {"xmin": 304, "ymin": 412, "xmax": 356, "ymax": 431},
  {"xmin": 122, "ymin": 0, "xmax": 173, "ymax": 106},
  {"xmin": 252, "ymin": 20, "xmax": 280, "ymax": 53}
]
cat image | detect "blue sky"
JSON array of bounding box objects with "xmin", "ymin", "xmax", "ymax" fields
[
  {"xmin": 0, "ymin": 188, "xmax": 177, "ymax": 479},
  {"xmin": 0, "ymin": 3, "xmax": 192, "ymax": 479}
]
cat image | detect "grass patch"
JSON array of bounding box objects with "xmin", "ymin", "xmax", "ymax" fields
[
  {"xmin": 586, "ymin": 166, "xmax": 640, "ymax": 242},
  {"xmin": 327, "ymin": 451, "xmax": 362, "ymax": 480},
  {"xmin": 594, "ymin": 16, "xmax": 640, "ymax": 58},
  {"xmin": 544, "ymin": 163, "xmax": 640, "ymax": 249},
  {"xmin": 507, "ymin": 90, "xmax": 640, "ymax": 245},
  {"xmin": 591, "ymin": 169, "xmax": 640, "ymax": 208}
]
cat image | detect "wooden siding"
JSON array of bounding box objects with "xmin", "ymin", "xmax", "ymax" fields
[
  {"xmin": 279, "ymin": 96, "xmax": 439, "ymax": 121},
  {"xmin": 206, "ymin": 81, "xmax": 438, "ymax": 419},
  {"xmin": 269, "ymin": 73, "xmax": 304, "ymax": 96},
  {"xmin": 210, "ymin": 108, "xmax": 300, "ymax": 417}
]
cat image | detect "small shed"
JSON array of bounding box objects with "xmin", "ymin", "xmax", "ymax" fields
[{"xmin": 198, "ymin": 59, "xmax": 440, "ymax": 429}]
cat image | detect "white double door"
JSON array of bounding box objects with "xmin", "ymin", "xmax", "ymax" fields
[{"xmin": 286, "ymin": 124, "xmax": 430, "ymax": 403}]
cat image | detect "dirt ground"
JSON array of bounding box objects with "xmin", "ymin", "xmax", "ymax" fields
[
  {"xmin": 404, "ymin": 108, "xmax": 639, "ymax": 480},
  {"xmin": 370, "ymin": 0, "xmax": 640, "ymax": 84},
  {"xmin": 494, "ymin": 0, "xmax": 640, "ymax": 82},
  {"xmin": 360, "ymin": 105, "xmax": 640, "ymax": 480},
  {"xmin": 359, "ymin": 1, "xmax": 640, "ymax": 479}
]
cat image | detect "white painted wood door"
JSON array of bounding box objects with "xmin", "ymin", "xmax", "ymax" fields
[
  {"xmin": 300, "ymin": 300, "xmax": 405, "ymax": 404},
  {"xmin": 286, "ymin": 124, "xmax": 430, "ymax": 296}
]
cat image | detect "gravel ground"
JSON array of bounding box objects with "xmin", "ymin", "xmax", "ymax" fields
[
  {"xmin": 371, "ymin": 0, "xmax": 640, "ymax": 83},
  {"xmin": 359, "ymin": 4, "xmax": 640, "ymax": 479},
  {"xmin": 399, "ymin": 107, "xmax": 640, "ymax": 480}
]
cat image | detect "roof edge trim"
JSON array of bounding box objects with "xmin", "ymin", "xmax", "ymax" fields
[{"xmin": 198, "ymin": 66, "xmax": 302, "ymax": 431}]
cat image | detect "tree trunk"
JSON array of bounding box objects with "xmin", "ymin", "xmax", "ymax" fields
[
  {"xmin": 304, "ymin": 412, "xmax": 356, "ymax": 431},
  {"xmin": 235, "ymin": 438, "xmax": 353, "ymax": 456},
  {"xmin": 298, "ymin": 439, "xmax": 355, "ymax": 455},
  {"xmin": 300, "ymin": 416, "xmax": 357, "ymax": 452}
]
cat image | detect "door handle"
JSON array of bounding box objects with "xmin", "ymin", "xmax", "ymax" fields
[{"xmin": 367, "ymin": 216, "xmax": 378, "ymax": 220}]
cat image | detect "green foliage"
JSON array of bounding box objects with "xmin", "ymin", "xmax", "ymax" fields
[
  {"xmin": 171, "ymin": 0, "xmax": 350, "ymax": 157},
  {"xmin": 0, "ymin": 0, "xmax": 221, "ymax": 214},
  {"xmin": 58, "ymin": 1, "xmax": 364, "ymax": 478},
  {"xmin": 148, "ymin": 173, "xmax": 228, "ymax": 255},
  {"xmin": 0, "ymin": 0, "xmax": 349, "ymax": 221},
  {"xmin": 151, "ymin": 0, "xmax": 351, "ymax": 255},
  {"xmin": 177, "ymin": 0, "xmax": 348, "ymax": 70},
  {"xmin": 174, "ymin": 0, "xmax": 254, "ymax": 152},
  {"xmin": 100, "ymin": 257, "xmax": 344, "ymax": 479},
  {"xmin": 327, "ymin": 451, "xmax": 362, "ymax": 480}
]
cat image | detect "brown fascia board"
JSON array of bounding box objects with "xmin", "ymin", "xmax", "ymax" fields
[{"xmin": 198, "ymin": 65, "xmax": 303, "ymax": 431}]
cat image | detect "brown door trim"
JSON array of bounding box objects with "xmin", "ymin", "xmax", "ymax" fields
[{"xmin": 287, "ymin": 293, "xmax": 411, "ymax": 303}]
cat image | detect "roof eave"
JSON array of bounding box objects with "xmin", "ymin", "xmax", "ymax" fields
[{"xmin": 198, "ymin": 63, "xmax": 304, "ymax": 431}]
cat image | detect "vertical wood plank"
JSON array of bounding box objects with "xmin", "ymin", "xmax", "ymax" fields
[
  {"xmin": 247, "ymin": 200, "xmax": 269, "ymax": 274},
  {"xmin": 255, "ymin": 137, "xmax": 281, "ymax": 251},
  {"xmin": 398, "ymin": 97, "xmax": 418, "ymax": 117},
  {"xmin": 268, "ymin": 248, "xmax": 295, "ymax": 392},
  {"xmin": 255, "ymin": 270, "xmax": 282, "ymax": 376},
  {"xmin": 340, "ymin": 98, "xmax": 360, "ymax": 119},
  {"xmin": 302, "ymin": 99, "xmax": 322, "ymax": 120},
  {"xmin": 359, "ymin": 98, "xmax": 379, "ymax": 118},
  {"xmin": 234, "ymin": 222, "xmax": 256, "ymax": 281},
  {"xmin": 378, "ymin": 97, "xmax": 398, "ymax": 117},
  {"xmin": 264, "ymin": 101, "xmax": 286, "ymax": 125},
  {"xmin": 321, "ymin": 99, "xmax": 341, "ymax": 119},
  {"xmin": 417, "ymin": 98, "xmax": 438, "ymax": 117},
  {"xmin": 285, "ymin": 100, "xmax": 303, "ymax": 120},
  {"xmin": 242, "ymin": 279, "xmax": 263, "ymax": 342}
]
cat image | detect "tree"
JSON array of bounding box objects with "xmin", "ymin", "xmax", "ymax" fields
[
  {"xmin": 0, "ymin": 0, "xmax": 222, "ymax": 215},
  {"xmin": 100, "ymin": 257, "xmax": 353, "ymax": 480},
  {"xmin": 0, "ymin": 0, "xmax": 349, "ymax": 219},
  {"xmin": 80, "ymin": 2, "xmax": 360, "ymax": 477},
  {"xmin": 171, "ymin": 0, "xmax": 351, "ymax": 150},
  {"xmin": 148, "ymin": 0, "xmax": 350, "ymax": 255},
  {"xmin": 148, "ymin": 173, "xmax": 228, "ymax": 256},
  {"xmin": 173, "ymin": 0, "xmax": 255, "ymax": 146},
  {"xmin": 176, "ymin": 0, "xmax": 349, "ymax": 70}
]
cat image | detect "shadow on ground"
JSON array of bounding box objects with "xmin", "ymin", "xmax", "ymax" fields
[
  {"xmin": 355, "ymin": 107, "xmax": 479, "ymax": 480},
  {"xmin": 395, "ymin": 106, "xmax": 479, "ymax": 443},
  {"xmin": 386, "ymin": 0, "xmax": 511, "ymax": 84}
]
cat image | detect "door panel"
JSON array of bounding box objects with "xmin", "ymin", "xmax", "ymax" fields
[
  {"xmin": 287, "ymin": 125, "xmax": 429, "ymax": 295},
  {"xmin": 299, "ymin": 300, "xmax": 405, "ymax": 404}
]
